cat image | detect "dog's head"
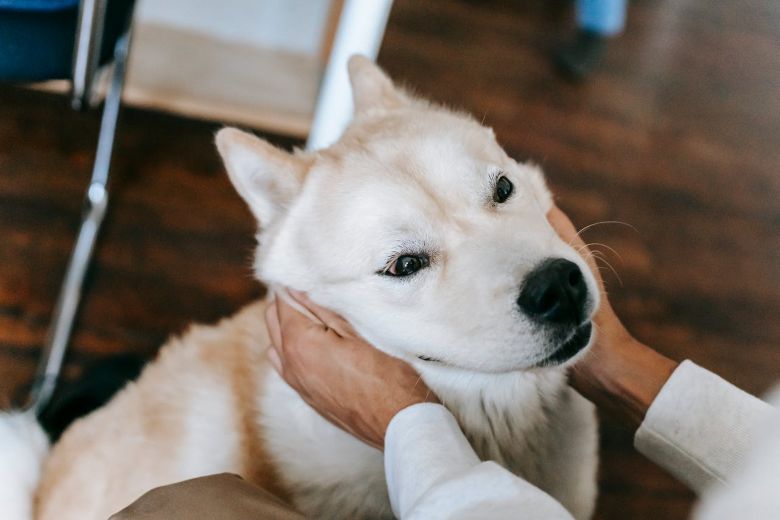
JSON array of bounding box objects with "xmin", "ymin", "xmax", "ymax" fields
[{"xmin": 216, "ymin": 56, "xmax": 599, "ymax": 373}]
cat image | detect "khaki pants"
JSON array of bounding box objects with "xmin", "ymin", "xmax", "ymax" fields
[{"xmin": 110, "ymin": 474, "xmax": 305, "ymax": 520}]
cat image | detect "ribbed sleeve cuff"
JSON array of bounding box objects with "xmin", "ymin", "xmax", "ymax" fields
[{"xmin": 635, "ymin": 360, "xmax": 771, "ymax": 494}]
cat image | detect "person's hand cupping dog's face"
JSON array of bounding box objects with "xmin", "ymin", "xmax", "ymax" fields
[{"xmin": 265, "ymin": 291, "xmax": 438, "ymax": 450}]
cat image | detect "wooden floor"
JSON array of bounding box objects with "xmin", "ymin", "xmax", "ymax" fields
[{"xmin": 1, "ymin": 0, "xmax": 778, "ymax": 518}]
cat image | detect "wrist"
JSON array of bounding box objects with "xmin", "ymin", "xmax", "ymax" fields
[
  {"xmin": 384, "ymin": 402, "xmax": 447, "ymax": 445},
  {"xmin": 573, "ymin": 333, "xmax": 678, "ymax": 429},
  {"xmin": 379, "ymin": 393, "xmax": 440, "ymax": 449},
  {"xmin": 601, "ymin": 338, "xmax": 677, "ymax": 427}
]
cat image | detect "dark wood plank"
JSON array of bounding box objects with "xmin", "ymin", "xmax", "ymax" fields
[{"xmin": 1, "ymin": 1, "xmax": 779, "ymax": 518}]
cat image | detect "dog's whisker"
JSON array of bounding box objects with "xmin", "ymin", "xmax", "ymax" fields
[
  {"xmin": 586, "ymin": 242, "xmax": 624, "ymax": 262},
  {"xmin": 411, "ymin": 375, "xmax": 424, "ymax": 394},
  {"xmin": 576, "ymin": 220, "xmax": 637, "ymax": 238},
  {"xmin": 574, "ymin": 244, "xmax": 590, "ymax": 255},
  {"xmin": 581, "ymin": 250, "xmax": 601, "ymax": 267},
  {"xmin": 591, "ymin": 251, "xmax": 624, "ymax": 287}
]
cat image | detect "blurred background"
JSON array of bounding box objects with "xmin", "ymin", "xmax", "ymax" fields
[{"xmin": 0, "ymin": 1, "xmax": 778, "ymax": 518}]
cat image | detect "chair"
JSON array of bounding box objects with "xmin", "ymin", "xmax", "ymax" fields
[
  {"xmin": 0, "ymin": 0, "xmax": 136, "ymax": 414},
  {"xmin": 306, "ymin": 0, "xmax": 394, "ymax": 151},
  {"xmin": 2, "ymin": 0, "xmax": 395, "ymax": 414}
]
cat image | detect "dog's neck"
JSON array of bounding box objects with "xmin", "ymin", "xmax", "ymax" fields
[
  {"xmin": 415, "ymin": 362, "xmax": 568, "ymax": 429},
  {"xmin": 414, "ymin": 362, "xmax": 570, "ymax": 475}
]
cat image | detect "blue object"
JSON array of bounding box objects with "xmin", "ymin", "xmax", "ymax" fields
[
  {"xmin": 0, "ymin": 0, "xmax": 78, "ymax": 11},
  {"xmin": 0, "ymin": 0, "xmax": 134, "ymax": 81},
  {"xmin": 577, "ymin": 0, "xmax": 627, "ymax": 37}
]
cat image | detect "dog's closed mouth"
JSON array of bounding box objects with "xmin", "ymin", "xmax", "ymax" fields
[{"xmin": 538, "ymin": 322, "xmax": 593, "ymax": 367}]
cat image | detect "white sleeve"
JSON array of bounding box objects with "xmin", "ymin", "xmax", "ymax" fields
[
  {"xmin": 634, "ymin": 360, "xmax": 775, "ymax": 494},
  {"xmin": 384, "ymin": 403, "xmax": 574, "ymax": 520},
  {"xmin": 692, "ymin": 386, "xmax": 780, "ymax": 519}
]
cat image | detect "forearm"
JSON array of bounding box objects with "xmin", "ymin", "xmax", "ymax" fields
[
  {"xmin": 634, "ymin": 361, "xmax": 775, "ymax": 493},
  {"xmin": 571, "ymin": 327, "xmax": 678, "ymax": 429},
  {"xmin": 574, "ymin": 323, "xmax": 775, "ymax": 494},
  {"xmin": 385, "ymin": 403, "xmax": 574, "ymax": 519},
  {"xmin": 110, "ymin": 474, "xmax": 304, "ymax": 520}
]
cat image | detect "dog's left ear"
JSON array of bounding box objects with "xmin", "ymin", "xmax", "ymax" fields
[
  {"xmin": 216, "ymin": 128, "xmax": 306, "ymax": 226},
  {"xmin": 348, "ymin": 55, "xmax": 410, "ymax": 115}
]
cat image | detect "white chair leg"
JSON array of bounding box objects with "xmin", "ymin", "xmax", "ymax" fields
[
  {"xmin": 306, "ymin": 0, "xmax": 394, "ymax": 151},
  {"xmin": 27, "ymin": 31, "xmax": 132, "ymax": 415}
]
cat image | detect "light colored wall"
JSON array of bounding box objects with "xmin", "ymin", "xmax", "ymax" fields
[{"xmin": 135, "ymin": 0, "xmax": 332, "ymax": 55}]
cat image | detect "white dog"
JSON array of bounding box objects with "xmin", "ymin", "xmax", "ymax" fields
[{"xmin": 0, "ymin": 56, "xmax": 599, "ymax": 520}]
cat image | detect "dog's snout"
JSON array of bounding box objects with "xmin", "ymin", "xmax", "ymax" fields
[{"xmin": 518, "ymin": 258, "xmax": 588, "ymax": 324}]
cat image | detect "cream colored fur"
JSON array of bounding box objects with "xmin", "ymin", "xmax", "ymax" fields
[{"xmin": 26, "ymin": 56, "xmax": 599, "ymax": 519}]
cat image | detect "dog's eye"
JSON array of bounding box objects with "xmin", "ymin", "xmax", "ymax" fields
[
  {"xmin": 386, "ymin": 254, "xmax": 429, "ymax": 277},
  {"xmin": 493, "ymin": 175, "xmax": 513, "ymax": 203}
]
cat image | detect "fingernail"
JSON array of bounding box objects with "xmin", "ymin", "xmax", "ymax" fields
[{"xmin": 288, "ymin": 289, "xmax": 307, "ymax": 301}]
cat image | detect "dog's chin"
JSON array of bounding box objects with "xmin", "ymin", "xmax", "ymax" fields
[
  {"xmin": 534, "ymin": 322, "xmax": 593, "ymax": 368},
  {"xmin": 411, "ymin": 321, "xmax": 594, "ymax": 373}
]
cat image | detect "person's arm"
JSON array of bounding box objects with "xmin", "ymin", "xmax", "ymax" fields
[
  {"xmin": 548, "ymin": 206, "xmax": 775, "ymax": 493},
  {"xmin": 692, "ymin": 387, "xmax": 780, "ymax": 519},
  {"xmin": 386, "ymin": 403, "xmax": 574, "ymax": 519},
  {"xmin": 574, "ymin": 327, "xmax": 773, "ymax": 494},
  {"xmin": 632, "ymin": 361, "xmax": 773, "ymax": 493},
  {"xmin": 546, "ymin": 206, "xmax": 678, "ymax": 427},
  {"xmin": 266, "ymin": 293, "xmax": 574, "ymax": 519},
  {"xmin": 109, "ymin": 474, "xmax": 305, "ymax": 520}
]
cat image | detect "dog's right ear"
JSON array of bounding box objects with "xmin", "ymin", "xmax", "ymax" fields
[
  {"xmin": 216, "ymin": 128, "xmax": 305, "ymax": 226},
  {"xmin": 348, "ymin": 55, "xmax": 410, "ymax": 115}
]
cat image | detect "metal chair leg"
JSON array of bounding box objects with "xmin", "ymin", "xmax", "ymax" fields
[
  {"xmin": 71, "ymin": 0, "xmax": 109, "ymax": 111},
  {"xmin": 26, "ymin": 31, "xmax": 132, "ymax": 415}
]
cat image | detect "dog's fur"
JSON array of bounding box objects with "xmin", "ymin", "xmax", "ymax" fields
[{"xmin": 1, "ymin": 56, "xmax": 599, "ymax": 520}]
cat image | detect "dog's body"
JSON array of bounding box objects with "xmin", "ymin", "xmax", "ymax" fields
[
  {"xmin": 2, "ymin": 57, "xmax": 600, "ymax": 519},
  {"xmin": 33, "ymin": 302, "xmax": 597, "ymax": 520}
]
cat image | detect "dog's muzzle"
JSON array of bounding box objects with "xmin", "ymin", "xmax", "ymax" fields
[{"xmin": 518, "ymin": 257, "xmax": 593, "ymax": 366}]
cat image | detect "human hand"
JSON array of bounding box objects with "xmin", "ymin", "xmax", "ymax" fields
[
  {"xmin": 547, "ymin": 205, "xmax": 677, "ymax": 427},
  {"xmin": 265, "ymin": 291, "xmax": 438, "ymax": 450},
  {"xmin": 546, "ymin": 205, "xmax": 637, "ymax": 368}
]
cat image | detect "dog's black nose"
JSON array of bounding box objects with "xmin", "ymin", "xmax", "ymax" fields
[{"xmin": 518, "ymin": 258, "xmax": 588, "ymax": 324}]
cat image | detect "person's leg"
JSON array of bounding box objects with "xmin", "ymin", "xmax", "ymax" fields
[
  {"xmin": 577, "ymin": 0, "xmax": 627, "ymax": 37},
  {"xmin": 109, "ymin": 474, "xmax": 305, "ymax": 520},
  {"xmin": 554, "ymin": 0, "xmax": 628, "ymax": 81}
]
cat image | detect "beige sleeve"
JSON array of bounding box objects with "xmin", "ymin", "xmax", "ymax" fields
[
  {"xmin": 634, "ymin": 360, "xmax": 774, "ymax": 494},
  {"xmin": 109, "ymin": 473, "xmax": 304, "ymax": 520}
]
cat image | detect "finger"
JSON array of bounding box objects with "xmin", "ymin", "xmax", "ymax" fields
[
  {"xmin": 547, "ymin": 205, "xmax": 582, "ymax": 247},
  {"xmin": 275, "ymin": 294, "xmax": 324, "ymax": 342},
  {"xmin": 288, "ymin": 290, "xmax": 357, "ymax": 337},
  {"xmin": 265, "ymin": 302, "xmax": 284, "ymax": 349},
  {"xmin": 547, "ymin": 206, "xmax": 602, "ymax": 286}
]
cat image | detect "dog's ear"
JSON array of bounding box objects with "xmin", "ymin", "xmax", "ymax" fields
[
  {"xmin": 348, "ymin": 55, "xmax": 409, "ymax": 114},
  {"xmin": 216, "ymin": 128, "xmax": 305, "ymax": 225}
]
